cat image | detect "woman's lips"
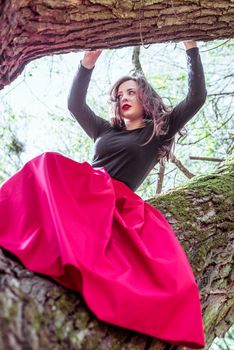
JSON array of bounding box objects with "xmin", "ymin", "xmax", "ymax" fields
[{"xmin": 122, "ymin": 104, "xmax": 131, "ymax": 110}]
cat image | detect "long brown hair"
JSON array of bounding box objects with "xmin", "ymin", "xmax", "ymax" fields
[{"xmin": 109, "ymin": 75, "xmax": 176, "ymax": 162}]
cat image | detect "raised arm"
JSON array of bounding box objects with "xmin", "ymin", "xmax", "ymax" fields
[
  {"xmin": 167, "ymin": 40, "xmax": 207, "ymax": 139},
  {"xmin": 67, "ymin": 50, "xmax": 110, "ymax": 140}
]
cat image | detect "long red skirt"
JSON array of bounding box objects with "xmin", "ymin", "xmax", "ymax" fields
[{"xmin": 0, "ymin": 152, "xmax": 205, "ymax": 348}]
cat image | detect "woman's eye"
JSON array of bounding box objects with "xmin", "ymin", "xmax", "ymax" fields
[{"xmin": 129, "ymin": 91, "xmax": 135, "ymax": 95}]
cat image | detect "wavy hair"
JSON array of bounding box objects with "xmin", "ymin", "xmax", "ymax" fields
[{"xmin": 109, "ymin": 75, "xmax": 177, "ymax": 162}]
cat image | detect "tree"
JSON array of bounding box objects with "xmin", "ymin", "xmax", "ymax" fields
[
  {"xmin": 0, "ymin": 1, "xmax": 233, "ymax": 349},
  {"xmin": 1, "ymin": 0, "xmax": 234, "ymax": 89}
]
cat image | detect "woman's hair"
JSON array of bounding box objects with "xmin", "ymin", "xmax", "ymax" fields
[{"xmin": 109, "ymin": 75, "xmax": 177, "ymax": 163}]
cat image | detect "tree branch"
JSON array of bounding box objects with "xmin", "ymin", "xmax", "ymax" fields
[
  {"xmin": 131, "ymin": 46, "xmax": 145, "ymax": 76},
  {"xmin": 190, "ymin": 156, "xmax": 225, "ymax": 162},
  {"xmin": 1, "ymin": 0, "xmax": 234, "ymax": 88},
  {"xmin": 156, "ymin": 163, "xmax": 165, "ymax": 194},
  {"xmin": 171, "ymin": 154, "xmax": 194, "ymax": 178}
]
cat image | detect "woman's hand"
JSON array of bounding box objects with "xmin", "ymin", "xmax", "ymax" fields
[
  {"xmin": 183, "ymin": 40, "xmax": 197, "ymax": 50},
  {"xmin": 81, "ymin": 49, "xmax": 103, "ymax": 69}
]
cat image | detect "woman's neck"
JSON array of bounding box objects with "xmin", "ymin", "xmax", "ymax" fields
[{"xmin": 125, "ymin": 119, "xmax": 145, "ymax": 130}]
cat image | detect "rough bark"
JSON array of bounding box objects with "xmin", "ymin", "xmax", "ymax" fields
[
  {"xmin": 0, "ymin": 154, "xmax": 233, "ymax": 350},
  {"xmin": 1, "ymin": 0, "xmax": 234, "ymax": 89}
]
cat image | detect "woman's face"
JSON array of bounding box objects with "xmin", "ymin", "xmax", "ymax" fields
[{"xmin": 117, "ymin": 80, "xmax": 144, "ymax": 122}]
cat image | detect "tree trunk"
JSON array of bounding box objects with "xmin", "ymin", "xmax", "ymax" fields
[
  {"xmin": 1, "ymin": 0, "xmax": 234, "ymax": 88},
  {"xmin": 0, "ymin": 155, "xmax": 233, "ymax": 350}
]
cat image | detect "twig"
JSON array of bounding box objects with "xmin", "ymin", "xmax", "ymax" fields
[
  {"xmin": 189, "ymin": 156, "xmax": 225, "ymax": 162},
  {"xmin": 208, "ymin": 92, "xmax": 234, "ymax": 97},
  {"xmin": 156, "ymin": 163, "xmax": 165, "ymax": 194},
  {"xmin": 200, "ymin": 39, "xmax": 232, "ymax": 52},
  {"xmin": 171, "ymin": 155, "xmax": 194, "ymax": 178}
]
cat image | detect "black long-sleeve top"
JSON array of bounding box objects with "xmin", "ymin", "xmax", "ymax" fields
[{"xmin": 68, "ymin": 48, "xmax": 207, "ymax": 192}]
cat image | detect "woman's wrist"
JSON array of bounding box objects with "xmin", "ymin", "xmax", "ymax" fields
[
  {"xmin": 81, "ymin": 59, "xmax": 95, "ymax": 70},
  {"xmin": 183, "ymin": 40, "xmax": 197, "ymax": 50}
]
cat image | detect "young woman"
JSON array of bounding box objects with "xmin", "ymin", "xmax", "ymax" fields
[{"xmin": 0, "ymin": 41, "xmax": 207, "ymax": 348}]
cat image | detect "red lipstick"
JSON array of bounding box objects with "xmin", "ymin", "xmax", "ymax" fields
[{"xmin": 122, "ymin": 104, "xmax": 131, "ymax": 110}]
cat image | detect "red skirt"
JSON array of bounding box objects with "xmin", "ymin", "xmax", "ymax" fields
[{"xmin": 0, "ymin": 152, "xmax": 205, "ymax": 348}]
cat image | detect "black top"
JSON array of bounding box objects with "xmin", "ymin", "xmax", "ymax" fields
[{"xmin": 68, "ymin": 48, "xmax": 207, "ymax": 191}]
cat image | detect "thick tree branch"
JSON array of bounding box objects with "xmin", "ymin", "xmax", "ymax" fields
[
  {"xmin": 131, "ymin": 46, "xmax": 145, "ymax": 76},
  {"xmin": 1, "ymin": 0, "xmax": 234, "ymax": 88}
]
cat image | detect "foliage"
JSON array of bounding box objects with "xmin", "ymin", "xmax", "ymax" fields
[{"xmin": 0, "ymin": 108, "xmax": 25, "ymax": 181}]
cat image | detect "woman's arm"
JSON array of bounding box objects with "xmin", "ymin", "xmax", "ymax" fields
[
  {"xmin": 67, "ymin": 50, "xmax": 110, "ymax": 141},
  {"xmin": 166, "ymin": 40, "xmax": 207, "ymax": 139}
]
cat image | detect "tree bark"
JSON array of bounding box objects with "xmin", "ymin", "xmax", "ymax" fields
[
  {"xmin": 0, "ymin": 154, "xmax": 233, "ymax": 350},
  {"xmin": 1, "ymin": 0, "xmax": 234, "ymax": 88}
]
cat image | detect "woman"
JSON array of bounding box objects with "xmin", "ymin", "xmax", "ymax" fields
[{"xmin": 0, "ymin": 40, "xmax": 206, "ymax": 348}]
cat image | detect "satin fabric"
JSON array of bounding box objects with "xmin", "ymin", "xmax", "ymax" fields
[{"xmin": 0, "ymin": 152, "xmax": 205, "ymax": 348}]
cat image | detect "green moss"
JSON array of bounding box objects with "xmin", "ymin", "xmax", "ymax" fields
[
  {"xmin": 188, "ymin": 174, "xmax": 234, "ymax": 198},
  {"xmin": 6, "ymin": 301, "xmax": 17, "ymax": 320},
  {"xmin": 57, "ymin": 293, "xmax": 77, "ymax": 314},
  {"xmin": 150, "ymin": 191, "xmax": 195, "ymax": 227},
  {"xmin": 215, "ymin": 298, "xmax": 234, "ymax": 326},
  {"xmin": 215, "ymin": 153, "xmax": 234, "ymax": 174},
  {"xmin": 204, "ymin": 297, "xmax": 233, "ymax": 340},
  {"xmin": 147, "ymin": 160, "xmax": 234, "ymax": 276},
  {"xmin": 219, "ymin": 263, "xmax": 232, "ymax": 279},
  {"xmin": 74, "ymin": 308, "xmax": 90, "ymax": 330},
  {"xmin": 83, "ymin": 333, "xmax": 100, "ymax": 349},
  {"xmin": 69, "ymin": 330, "xmax": 83, "ymax": 347},
  {"xmin": 203, "ymin": 296, "xmax": 222, "ymax": 331},
  {"xmin": 149, "ymin": 170, "xmax": 233, "ymax": 224},
  {"xmin": 55, "ymin": 317, "xmax": 65, "ymax": 341},
  {"xmin": 0, "ymin": 294, "xmax": 18, "ymax": 321},
  {"xmin": 32, "ymin": 310, "xmax": 44, "ymax": 332}
]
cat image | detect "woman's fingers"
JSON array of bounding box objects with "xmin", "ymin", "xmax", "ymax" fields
[{"xmin": 82, "ymin": 49, "xmax": 103, "ymax": 69}]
